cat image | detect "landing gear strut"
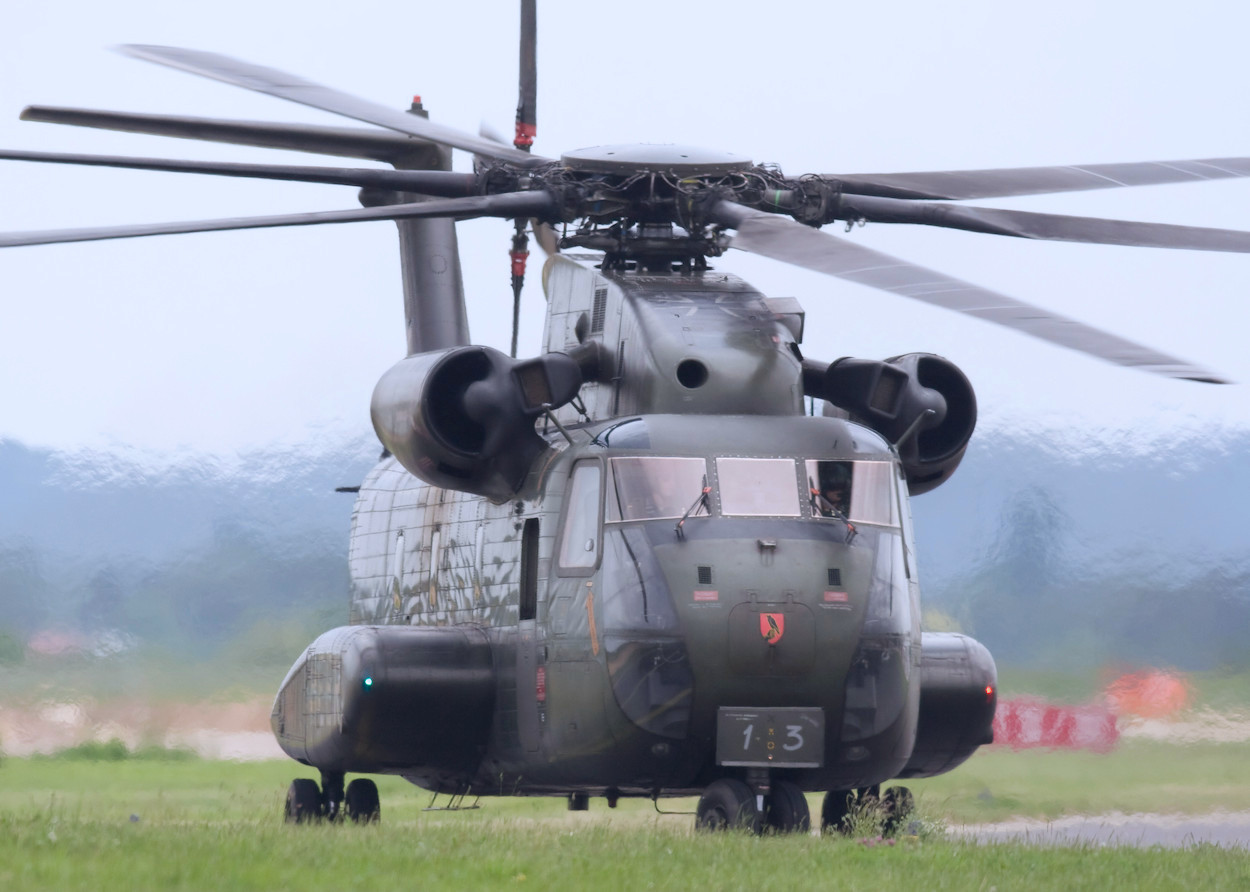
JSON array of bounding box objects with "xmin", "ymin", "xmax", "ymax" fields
[{"xmin": 321, "ymin": 770, "xmax": 344, "ymax": 822}]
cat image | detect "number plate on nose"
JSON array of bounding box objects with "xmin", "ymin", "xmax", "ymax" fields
[{"xmin": 716, "ymin": 707, "xmax": 824, "ymax": 768}]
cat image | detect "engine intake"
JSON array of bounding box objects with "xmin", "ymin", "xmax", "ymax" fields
[
  {"xmin": 371, "ymin": 345, "xmax": 583, "ymax": 499},
  {"xmin": 805, "ymin": 352, "xmax": 976, "ymax": 494}
]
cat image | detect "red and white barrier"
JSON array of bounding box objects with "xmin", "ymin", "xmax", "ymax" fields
[{"xmin": 992, "ymin": 698, "xmax": 1119, "ymax": 752}]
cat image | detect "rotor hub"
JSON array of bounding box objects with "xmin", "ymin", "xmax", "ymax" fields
[{"xmin": 560, "ymin": 144, "xmax": 752, "ymax": 176}]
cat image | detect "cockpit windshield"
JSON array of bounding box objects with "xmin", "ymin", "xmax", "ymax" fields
[
  {"xmin": 607, "ymin": 457, "xmax": 707, "ymax": 521},
  {"xmin": 715, "ymin": 457, "xmax": 802, "ymax": 516},
  {"xmin": 604, "ymin": 455, "xmax": 897, "ymax": 526},
  {"xmin": 806, "ymin": 459, "xmax": 897, "ymax": 526}
]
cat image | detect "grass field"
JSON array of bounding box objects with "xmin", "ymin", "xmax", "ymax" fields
[
  {"xmin": 2, "ymin": 741, "xmax": 1249, "ymax": 891},
  {"xmin": 907, "ymin": 739, "xmax": 1250, "ymax": 822}
]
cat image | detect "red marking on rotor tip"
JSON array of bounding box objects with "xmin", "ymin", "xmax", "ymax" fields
[
  {"xmin": 510, "ymin": 249, "xmax": 529, "ymax": 277},
  {"xmin": 514, "ymin": 121, "xmax": 537, "ymax": 147}
]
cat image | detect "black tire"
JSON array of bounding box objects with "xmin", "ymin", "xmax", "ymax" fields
[
  {"xmin": 820, "ymin": 789, "xmax": 855, "ymax": 836},
  {"xmin": 344, "ymin": 778, "xmax": 381, "ymax": 824},
  {"xmin": 882, "ymin": 785, "xmax": 915, "ymax": 836},
  {"xmin": 764, "ymin": 780, "xmax": 811, "ymax": 834},
  {"xmin": 285, "ymin": 778, "xmax": 323, "ymax": 824},
  {"xmin": 695, "ymin": 779, "xmax": 762, "ymax": 834}
]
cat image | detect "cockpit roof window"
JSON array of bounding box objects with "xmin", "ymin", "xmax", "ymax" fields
[
  {"xmin": 716, "ymin": 457, "xmax": 801, "ymax": 517},
  {"xmin": 607, "ymin": 456, "xmax": 707, "ymax": 522}
]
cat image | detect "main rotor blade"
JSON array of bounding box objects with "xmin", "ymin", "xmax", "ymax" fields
[
  {"xmin": 515, "ymin": 0, "xmax": 537, "ymax": 149},
  {"xmin": 0, "ymin": 191, "xmax": 554, "ymax": 248},
  {"xmin": 710, "ymin": 201, "xmax": 1227, "ymax": 383},
  {"xmin": 0, "ymin": 148, "xmax": 480, "ymax": 196},
  {"xmin": 21, "ymin": 106, "xmax": 431, "ymax": 163},
  {"xmin": 839, "ymin": 193, "xmax": 1250, "ymax": 253},
  {"xmin": 831, "ymin": 157, "xmax": 1250, "ymax": 201},
  {"xmin": 118, "ymin": 45, "xmax": 552, "ymax": 168}
]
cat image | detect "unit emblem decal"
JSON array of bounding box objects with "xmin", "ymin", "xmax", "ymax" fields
[{"xmin": 760, "ymin": 612, "xmax": 784, "ymax": 645}]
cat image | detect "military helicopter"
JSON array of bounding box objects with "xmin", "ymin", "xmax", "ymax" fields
[{"xmin": 2, "ymin": 0, "xmax": 1242, "ymax": 835}]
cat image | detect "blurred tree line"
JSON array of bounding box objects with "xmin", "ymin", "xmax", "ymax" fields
[
  {"xmin": 1, "ymin": 433, "xmax": 1247, "ymax": 691},
  {"xmin": 925, "ymin": 484, "xmax": 1250, "ymax": 671},
  {"xmin": 0, "ymin": 523, "xmax": 347, "ymax": 685}
]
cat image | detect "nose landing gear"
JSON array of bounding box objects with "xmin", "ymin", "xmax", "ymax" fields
[
  {"xmin": 695, "ymin": 778, "xmax": 762, "ymax": 833},
  {"xmin": 695, "ymin": 774, "xmax": 812, "ymax": 835},
  {"xmin": 763, "ymin": 780, "xmax": 811, "ymax": 834}
]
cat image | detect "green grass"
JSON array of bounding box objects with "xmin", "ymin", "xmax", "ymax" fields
[
  {"xmin": 1, "ymin": 812, "xmax": 1247, "ymax": 892},
  {"xmin": 906, "ymin": 739, "xmax": 1250, "ymax": 823},
  {"xmin": 1, "ymin": 745, "xmax": 1249, "ymax": 891}
]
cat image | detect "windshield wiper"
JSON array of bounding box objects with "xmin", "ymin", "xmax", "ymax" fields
[{"xmin": 675, "ymin": 475, "xmax": 711, "ymax": 540}]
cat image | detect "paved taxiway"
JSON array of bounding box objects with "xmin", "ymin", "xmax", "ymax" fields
[{"xmin": 954, "ymin": 811, "xmax": 1250, "ymax": 848}]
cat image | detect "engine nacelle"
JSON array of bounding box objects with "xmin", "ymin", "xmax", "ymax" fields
[
  {"xmin": 897, "ymin": 632, "xmax": 997, "ymax": 779},
  {"xmin": 271, "ymin": 625, "xmax": 495, "ymax": 776},
  {"xmin": 806, "ymin": 352, "xmax": 976, "ymax": 495},
  {"xmin": 371, "ymin": 345, "xmax": 583, "ymax": 500}
]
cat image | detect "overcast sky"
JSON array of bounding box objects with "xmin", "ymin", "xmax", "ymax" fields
[{"xmin": 2, "ymin": 0, "xmax": 1248, "ymax": 456}]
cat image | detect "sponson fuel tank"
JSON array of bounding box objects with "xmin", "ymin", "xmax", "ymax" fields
[
  {"xmin": 897, "ymin": 632, "xmax": 997, "ymax": 778},
  {"xmin": 271, "ymin": 625, "xmax": 495, "ymax": 775}
]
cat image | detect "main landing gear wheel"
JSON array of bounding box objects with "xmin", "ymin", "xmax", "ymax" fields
[
  {"xmin": 344, "ymin": 778, "xmax": 381, "ymax": 824},
  {"xmin": 820, "ymin": 789, "xmax": 855, "ymax": 836},
  {"xmin": 764, "ymin": 780, "xmax": 811, "ymax": 834},
  {"xmin": 285, "ymin": 778, "xmax": 323, "ymax": 824},
  {"xmin": 695, "ymin": 779, "xmax": 762, "ymax": 834},
  {"xmin": 881, "ymin": 785, "xmax": 915, "ymax": 836}
]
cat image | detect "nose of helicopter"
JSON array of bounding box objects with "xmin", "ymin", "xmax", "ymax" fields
[
  {"xmin": 724, "ymin": 599, "xmax": 816, "ymax": 676},
  {"xmin": 655, "ymin": 528, "xmax": 875, "ymax": 694}
]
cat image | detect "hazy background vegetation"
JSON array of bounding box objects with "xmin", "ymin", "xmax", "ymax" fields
[{"xmin": 0, "ymin": 428, "xmax": 1247, "ymax": 702}]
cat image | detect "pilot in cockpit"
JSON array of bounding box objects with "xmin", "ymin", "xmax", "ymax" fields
[{"xmin": 812, "ymin": 461, "xmax": 852, "ymax": 518}]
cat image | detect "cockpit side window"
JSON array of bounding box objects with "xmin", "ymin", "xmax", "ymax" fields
[
  {"xmin": 807, "ymin": 459, "xmax": 853, "ymax": 519},
  {"xmin": 806, "ymin": 459, "xmax": 897, "ymax": 526},
  {"xmin": 716, "ymin": 458, "xmax": 801, "ymax": 517},
  {"xmin": 556, "ymin": 461, "xmax": 602, "ymax": 575},
  {"xmin": 607, "ymin": 457, "xmax": 707, "ymax": 522}
]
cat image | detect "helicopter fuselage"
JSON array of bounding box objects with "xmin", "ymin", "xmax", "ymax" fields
[{"xmin": 271, "ymin": 256, "xmax": 995, "ymax": 800}]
